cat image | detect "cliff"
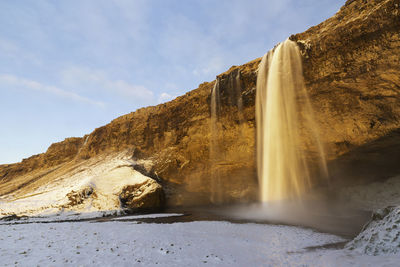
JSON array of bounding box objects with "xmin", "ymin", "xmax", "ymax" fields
[{"xmin": 1, "ymin": 0, "xmax": 399, "ymax": 207}]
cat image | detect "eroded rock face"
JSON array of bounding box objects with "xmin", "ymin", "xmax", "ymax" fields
[
  {"xmin": 119, "ymin": 180, "xmax": 164, "ymax": 211},
  {"xmin": 0, "ymin": 0, "xmax": 399, "ymax": 207}
]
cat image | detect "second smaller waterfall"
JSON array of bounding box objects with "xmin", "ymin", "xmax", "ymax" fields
[{"xmin": 209, "ymin": 70, "xmax": 246, "ymax": 204}]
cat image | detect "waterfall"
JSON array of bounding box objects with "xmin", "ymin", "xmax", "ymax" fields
[
  {"xmin": 210, "ymin": 78, "xmax": 223, "ymax": 203},
  {"xmin": 231, "ymin": 70, "xmax": 245, "ymax": 125},
  {"xmin": 209, "ymin": 71, "xmax": 245, "ymax": 203},
  {"xmin": 211, "ymin": 78, "xmax": 221, "ymax": 137},
  {"xmin": 76, "ymin": 135, "xmax": 90, "ymax": 157},
  {"xmin": 256, "ymin": 39, "xmax": 328, "ymax": 203}
]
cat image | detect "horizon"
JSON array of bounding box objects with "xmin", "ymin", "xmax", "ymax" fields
[{"xmin": 0, "ymin": 0, "xmax": 345, "ymax": 164}]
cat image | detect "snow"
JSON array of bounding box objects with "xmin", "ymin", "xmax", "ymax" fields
[
  {"xmin": 1, "ymin": 218, "xmax": 399, "ymax": 266},
  {"xmin": 2, "ymin": 155, "xmax": 400, "ymax": 265},
  {"xmin": 336, "ymin": 175, "xmax": 400, "ymax": 256},
  {"xmin": 109, "ymin": 213, "xmax": 183, "ymax": 221},
  {"xmin": 0, "ymin": 212, "xmax": 185, "ymax": 224},
  {"xmin": 0, "ymin": 153, "xmax": 155, "ymax": 218},
  {"xmin": 346, "ymin": 206, "xmax": 400, "ymax": 255}
]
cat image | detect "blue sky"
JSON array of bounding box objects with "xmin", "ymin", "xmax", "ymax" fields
[{"xmin": 0, "ymin": 0, "xmax": 345, "ymax": 164}]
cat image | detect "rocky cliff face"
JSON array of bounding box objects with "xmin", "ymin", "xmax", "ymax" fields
[
  {"xmin": 1, "ymin": 0, "xmax": 399, "ymax": 207},
  {"xmin": 291, "ymin": 0, "xmax": 400, "ymax": 186}
]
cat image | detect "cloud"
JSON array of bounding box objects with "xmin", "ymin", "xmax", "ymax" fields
[
  {"xmin": 158, "ymin": 92, "xmax": 175, "ymax": 103},
  {"xmin": 60, "ymin": 67, "xmax": 154, "ymax": 102},
  {"xmin": 192, "ymin": 56, "xmax": 225, "ymax": 77},
  {"xmin": 0, "ymin": 38, "xmax": 42, "ymax": 66},
  {"xmin": 0, "ymin": 74, "xmax": 104, "ymax": 107}
]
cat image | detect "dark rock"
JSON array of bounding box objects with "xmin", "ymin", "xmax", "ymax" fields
[
  {"xmin": 65, "ymin": 187, "xmax": 96, "ymax": 207},
  {"xmin": 0, "ymin": 214, "xmax": 28, "ymax": 221},
  {"xmin": 132, "ymin": 164, "xmax": 161, "ymax": 183},
  {"xmin": 370, "ymin": 206, "xmax": 396, "ymax": 224},
  {"xmin": 119, "ymin": 179, "xmax": 164, "ymax": 212}
]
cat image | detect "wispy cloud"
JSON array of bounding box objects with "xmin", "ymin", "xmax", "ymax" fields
[
  {"xmin": 158, "ymin": 92, "xmax": 176, "ymax": 103},
  {"xmin": 0, "ymin": 74, "xmax": 104, "ymax": 107},
  {"xmin": 0, "ymin": 38, "xmax": 42, "ymax": 66},
  {"xmin": 60, "ymin": 66, "xmax": 154, "ymax": 102}
]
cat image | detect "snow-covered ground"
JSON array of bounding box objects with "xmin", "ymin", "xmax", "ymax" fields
[
  {"xmin": 2, "ymin": 157, "xmax": 400, "ymax": 266},
  {"xmin": 1, "ymin": 214, "xmax": 400, "ymax": 267}
]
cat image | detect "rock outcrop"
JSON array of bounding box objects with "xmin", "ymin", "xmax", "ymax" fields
[
  {"xmin": 65, "ymin": 187, "xmax": 96, "ymax": 207},
  {"xmin": 0, "ymin": 0, "xmax": 399, "ymax": 208},
  {"xmin": 119, "ymin": 180, "xmax": 164, "ymax": 212},
  {"xmin": 291, "ymin": 0, "xmax": 400, "ymax": 186},
  {"xmin": 346, "ymin": 206, "xmax": 400, "ymax": 255}
]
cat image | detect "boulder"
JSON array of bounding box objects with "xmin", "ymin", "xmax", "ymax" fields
[{"xmin": 119, "ymin": 179, "xmax": 164, "ymax": 212}]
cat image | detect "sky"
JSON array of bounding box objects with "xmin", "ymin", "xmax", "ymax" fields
[{"xmin": 0, "ymin": 0, "xmax": 345, "ymax": 164}]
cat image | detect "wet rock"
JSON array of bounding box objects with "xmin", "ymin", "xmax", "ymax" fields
[
  {"xmin": 119, "ymin": 179, "xmax": 164, "ymax": 212},
  {"xmin": 0, "ymin": 214, "xmax": 28, "ymax": 221}
]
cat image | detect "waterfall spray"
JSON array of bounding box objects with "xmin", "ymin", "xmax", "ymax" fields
[{"xmin": 256, "ymin": 39, "xmax": 328, "ymax": 203}]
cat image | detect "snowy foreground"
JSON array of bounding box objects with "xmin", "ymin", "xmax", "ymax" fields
[{"xmin": 1, "ymin": 214, "xmax": 400, "ymax": 267}]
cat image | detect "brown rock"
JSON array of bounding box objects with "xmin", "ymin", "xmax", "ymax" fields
[
  {"xmin": 65, "ymin": 187, "xmax": 96, "ymax": 207},
  {"xmin": 119, "ymin": 179, "xmax": 164, "ymax": 211}
]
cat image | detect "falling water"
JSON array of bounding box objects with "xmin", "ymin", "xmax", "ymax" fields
[
  {"xmin": 211, "ymin": 78, "xmax": 221, "ymax": 133},
  {"xmin": 256, "ymin": 39, "xmax": 328, "ymax": 203},
  {"xmin": 231, "ymin": 70, "xmax": 245, "ymax": 125},
  {"xmin": 209, "ymin": 71, "xmax": 245, "ymax": 203},
  {"xmin": 210, "ymin": 78, "xmax": 223, "ymax": 203},
  {"xmin": 76, "ymin": 135, "xmax": 90, "ymax": 157}
]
